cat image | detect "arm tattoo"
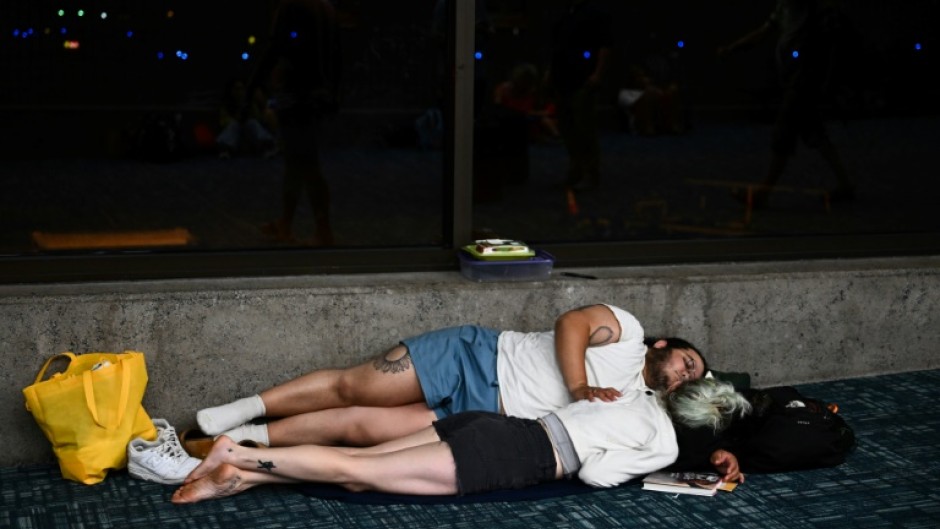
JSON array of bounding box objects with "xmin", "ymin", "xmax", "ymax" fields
[
  {"xmin": 372, "ymin": 349, "xmax": 413, "ymax": 374},
  {"xmin": 589, "ymin": 326, "xmax": 615, "ymax": 346},
  {"xmin": 258, "ymin": 460, "xmax": 277, "ymax": 472}
]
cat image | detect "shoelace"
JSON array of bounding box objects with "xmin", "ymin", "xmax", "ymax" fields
[{"xmin": 154, "ymin": 428, "xmax": 190, "ymax": 460}]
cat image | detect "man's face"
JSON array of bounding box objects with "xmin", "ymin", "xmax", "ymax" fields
[{"xmin": 646, "ymin": 346, "xmax": 706, "ymax": 392}]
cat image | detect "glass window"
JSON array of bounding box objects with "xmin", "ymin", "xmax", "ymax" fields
[
  {"xmin": 2, "ymin": 1, "xmax": 447, "ymax": 254},
  {"xmin": 1, "ymin": 1, "xmax": 938, "ymax": 283},
  {"xmin": 473, "ymin": 0, "xmax": 940, "ymax": 243}
]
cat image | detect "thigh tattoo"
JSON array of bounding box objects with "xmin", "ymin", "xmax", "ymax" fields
[{"xmin": 372, "ymin": 347, "xmax": 413, "ymax": 374}]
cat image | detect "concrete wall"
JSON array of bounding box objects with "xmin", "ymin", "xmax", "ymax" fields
[{"xmin": 2, "ymin": 255, "xmax": 938, "ymax": 467}]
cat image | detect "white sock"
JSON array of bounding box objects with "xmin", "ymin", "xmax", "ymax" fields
[
  {"xmin": 221, "ymin": 423, "xmax": 270, "ymax": 446},
  {"xmin": 196, "ymin": 395, "xmax": 266, "ymax": 436}
]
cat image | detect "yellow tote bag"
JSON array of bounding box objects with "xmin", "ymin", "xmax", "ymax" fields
[{"xmin": 23, "ymin": 351, "xmax": 158, "ymax": 485}]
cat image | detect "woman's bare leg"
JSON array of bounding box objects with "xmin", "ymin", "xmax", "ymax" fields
[
  {"xmin": 174, "ymin": 433, "xmax": 458, "ymax": 503},
  {"xmin": 171, "ymin": 464, "xmax": 294, "ymax": 504}
]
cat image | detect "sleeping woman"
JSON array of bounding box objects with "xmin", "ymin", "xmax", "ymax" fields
[{"xmin": 172, "ymin": 378, "xmax": 750, "ymax": 503}]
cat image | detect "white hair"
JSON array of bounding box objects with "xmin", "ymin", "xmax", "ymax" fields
[{"xmin": 663, "ymin": 378, "xmax": 752, "ymax": 432}]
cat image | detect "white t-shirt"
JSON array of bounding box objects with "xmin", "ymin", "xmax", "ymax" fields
[
  {"xmin": 555, "ymin": 389, "xmax": 678, "ymax": 487},
  {"xmin": 496, "ymin": 304, "xmax": 648, "ymax": 419}
]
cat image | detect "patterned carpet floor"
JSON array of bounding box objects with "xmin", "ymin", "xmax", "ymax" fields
[{"xmin": 2, "ymin": 369, "xmax": 939, "ymax": 529}]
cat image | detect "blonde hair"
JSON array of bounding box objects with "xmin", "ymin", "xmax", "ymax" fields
[{"xmin": 664, "ymin": 378, "xmax": 751, "ymax": 432}]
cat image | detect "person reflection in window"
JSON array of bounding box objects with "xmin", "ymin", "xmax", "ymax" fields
[
  {"xmin": 250, "ymin": 0, "xmax": 341, "ymax": 245},
  {"xmin": 719, "ymin": 0, "xmax": 855, "ymax": 207},
  {"xmin": 547, "ymin": 0, "xmax": 612, "ymax": 191},
  {"xmin": 494, "ymin": 63, "xmax": 561, "ymax": 142}
]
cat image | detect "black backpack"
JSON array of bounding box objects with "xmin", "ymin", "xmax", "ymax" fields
[{"xmin": 732, "ymin": 386, "xmax": 857, "ymax": 473}]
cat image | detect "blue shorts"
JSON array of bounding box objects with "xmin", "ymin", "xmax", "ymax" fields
[{"xmin": 401, "ymin": 325, "xmax": 500, "ymax": 419}]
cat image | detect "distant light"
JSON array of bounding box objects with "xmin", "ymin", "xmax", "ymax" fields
[
  {"xmin": 248, "ymin": 35, "xmax": 256, "ymax": 45},
  {"xmin": 241, "ymin": 52, "xmax": 250, "ymax": 60},
  {"xmin": 157, "ymin": 51, "xmax": 165, "ymax": 60},
  {"xmin": 63, "ymin": 40, "xmax": 80, "ymax": 50},
  {"xmin": 12, "ymin": 29, "xmax": 20, "ymax": 37},
  {"xmin": 126, "ymin": 30, "xmax": 134, "ymax": 38},
  {"xmin": 28, "ymin": 27, "xmax": 34, "ymax": 35},
  {"xmin": 474, "ymin": 51, "xmax": 483, "ymax": 60},
  {"xmin": 791, "ymin": 50, "xmax": 799, "ymax": 58},
  {"xmin": 167, "ymin": 10, "xmax": 175, "ymax": 19},
  {"xmin": 60, "ymin": 27, "xmax": 67, "ymax": 35},
  {"xmin": 914, "ymin": 42, "xmax": 922, "ymax": 51},
  {"xmin": 77, "ymin": 10, "xmax": 85, "ymax": 17},
  {"xmin": 583, "ymin": 50, "xmax": 591, "ymax": 59},
  {"xmin": 290, "ymin": 31, "xmax": 298, "ymax": 39},
  {"xmin": 677, "ymin": 40, "xmax": 685, "ymax": 49},
  {"xmin": 100, "ymin": 12, "xmax": 108, "ymax": 20},
  {"xmin": 58, "ymin": 10, "xmax": 65, "ymax": 17}
]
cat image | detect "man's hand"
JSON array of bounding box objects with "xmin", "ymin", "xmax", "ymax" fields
[
  {"xmin": 710, "ymin": 449, "xmax": 744, "ymax": 483},
  {"xmin": 555, "ymin": 305, "xmax": 622, "ymax": 404},
  {"xmin": 571, "ymin": 384, "xmax": 621, "ymax": 402}
]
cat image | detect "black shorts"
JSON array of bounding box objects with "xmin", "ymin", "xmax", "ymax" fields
[{"xmin": 433, "ymin": 411, "xmax": 557, "ymax": 495}]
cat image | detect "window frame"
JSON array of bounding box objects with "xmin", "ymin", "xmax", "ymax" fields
[{"xmin": 1, "ymin": 0, "xmax": 938, "ymax": 285}]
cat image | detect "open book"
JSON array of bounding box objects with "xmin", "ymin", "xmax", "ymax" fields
[{"xmin": 641, "ymin": 471, "xmax": 737, "ymax": 496}]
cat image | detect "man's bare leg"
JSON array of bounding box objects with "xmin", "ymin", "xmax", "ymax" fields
[
  {"xmin": 341, "ymin": 423, "xmax": 444, "ymax": 456},
  {"xmin": 266, "ymin": 403, "xmax": 439, "ymax": 447},
  {"xmin": 263, "ymin": 346, "xmax": 424, "ymax": 413},
  {"xmin": 198, "ymin": 345, "xmax": 425, "ymax": 435}
]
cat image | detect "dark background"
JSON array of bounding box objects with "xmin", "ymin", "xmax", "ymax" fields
[
  {"xmin": 1, "ymin": 1, "xmax": 937, "ymax": 255},
  {"xmin": 2, "ymin": 0, "xmax": 935, "ymax": 157}
]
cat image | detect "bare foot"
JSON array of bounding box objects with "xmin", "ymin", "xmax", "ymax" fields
[
  {"xmin": 184, "ymin": 435, "xmax": 238, "ymax": 484},
  {"xmin": 172, "ymin": 463, "xmax": 253, "ymax": 504}
]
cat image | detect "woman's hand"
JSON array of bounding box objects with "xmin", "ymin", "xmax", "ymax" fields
[{"xmin": 711, "ymin": 449, "xmax": 745, "ymax": 483}]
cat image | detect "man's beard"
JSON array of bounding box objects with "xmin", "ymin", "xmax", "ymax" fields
[{"xmin": 645, "ymin": 346, "xmax": 672, "ymax": 391}]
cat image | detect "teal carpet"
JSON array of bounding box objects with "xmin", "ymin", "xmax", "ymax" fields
[{"xmin": 3, "ymin": 369, "xmax": 939, "ymax": 529}]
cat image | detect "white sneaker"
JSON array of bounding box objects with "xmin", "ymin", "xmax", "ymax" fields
[
  {"xmin": 152, "ymin": 418, "xmax": 185, "ymax": 451},
  {"xmin": 152, "ymin": 418, "xmax": 172, "ymax": 438},
  {"xmin": 127, "ymin": 419, "xmax": 201, "ymax": 485}
]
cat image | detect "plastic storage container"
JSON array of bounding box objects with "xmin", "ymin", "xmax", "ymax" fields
[{"xmin": 458, "ymin": 249, "xmax": 554, "ymax": 282}]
